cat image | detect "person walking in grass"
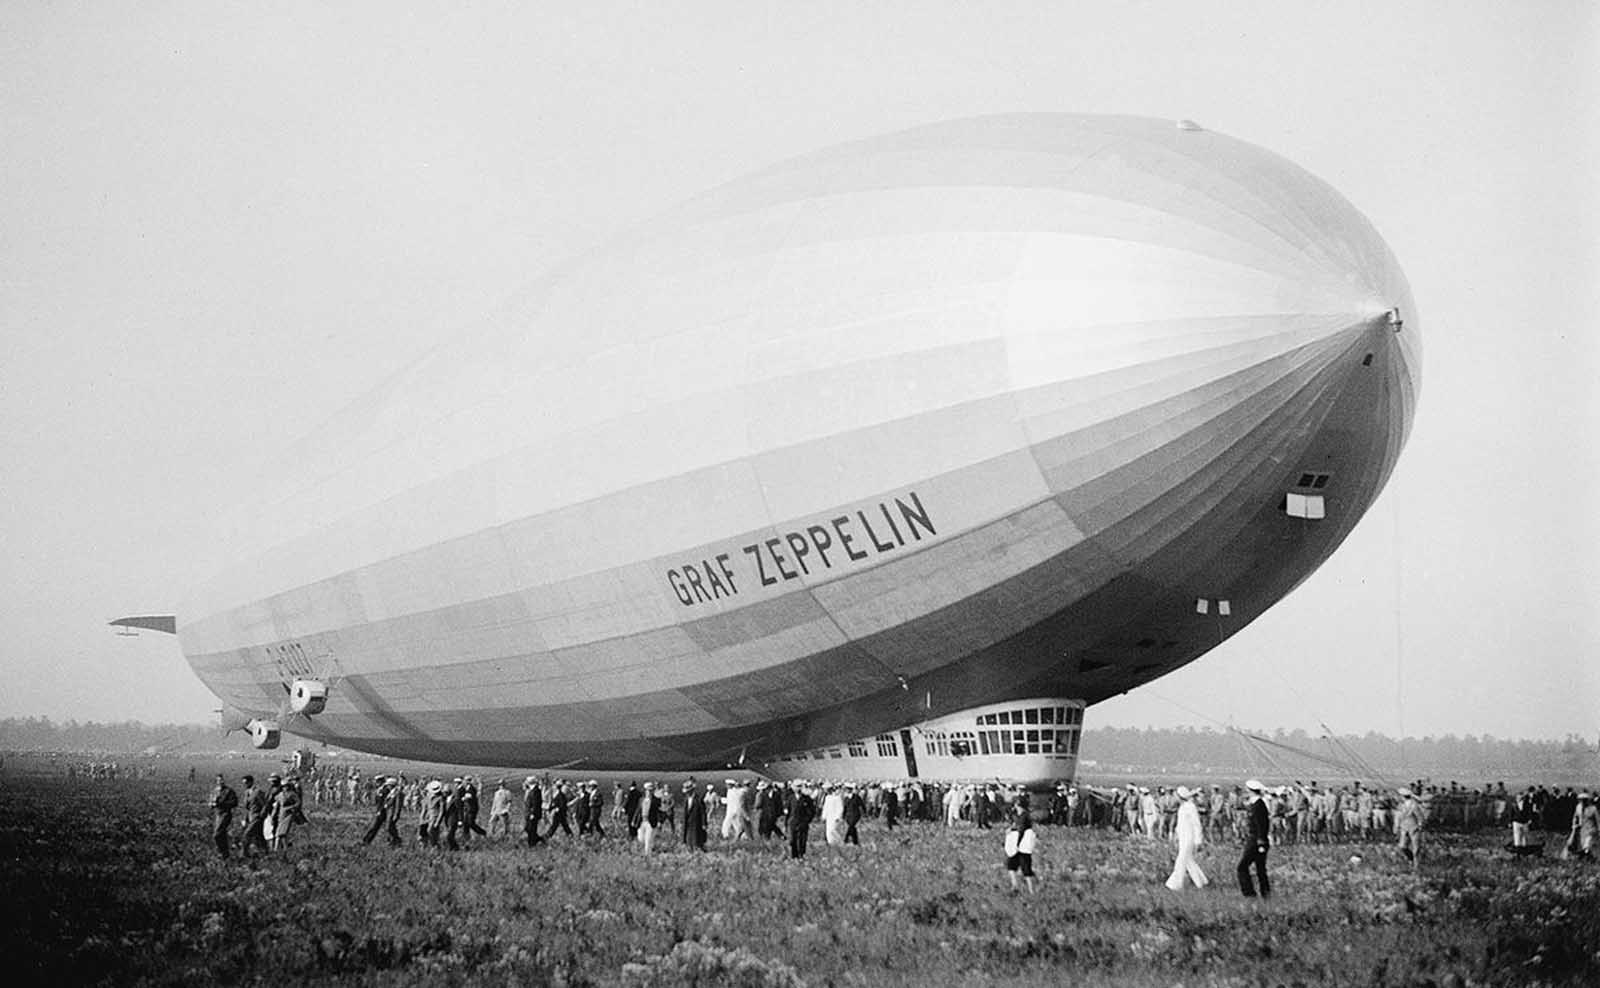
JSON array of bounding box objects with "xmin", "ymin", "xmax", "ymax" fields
[
  {"xmin": 1237, "ymin": 780, "xmax": 1271, "ymax": 898},
  {"xmin": 362, "ymin": 777, "xmax": 403, "ymax": 847},
  {"xmin": 545, "ymin": 781, "xmax": 574, "ymax": 840},
  {"xmin": 1004, "ymin": 807, "xmax": 1038, "ymax": 894},
  {"xmin": 240, "ymin": 775, "xmax": 270, "ymax": 858},
  {"xmin": 1165, "ymin": 786, "xmax": 1209, "ymax": 891},
  {"xmin": 843, "ymin": 783, "xmax": 865, "ymax": 846},
  {"xmin": 787, "ymin": 781, "xmax": 817, "ymax": 859},
  {"xmin": 821, "ymin": 783, "xmax": 846, "ymax": 846},
  {"xmin": 1565, "ymin": 792, "xmax": 1596, "ymax": 860},
  {"xmin": 271, "ymin": 779, "xmax": 302, "ymax": 852},
  {"xmin": 209, "ymin": 774, "xmax": 239, "ymax": 859},
  {"xmin": 487, "ymin": 779, "xmax": 513, "ymax": 840},
  {"xmin": 522, "ymin": 777, "xmax": 544, "ymax": 847},
  {"xmin": 636, "ymin": 782, "xmax": 664, "ymax": 855},
  {"xmin": 682, "ymin": 780, "xmax": 708, "ymax": 851}
]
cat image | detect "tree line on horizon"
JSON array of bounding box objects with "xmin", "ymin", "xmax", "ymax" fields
[
  {"xmin": 1080, "ymin": 724, "xmax": 1599, "ymax": 782},
  {"xmin": 1, "ymin": 716, "xmax": 1595, "ymax": 781}
]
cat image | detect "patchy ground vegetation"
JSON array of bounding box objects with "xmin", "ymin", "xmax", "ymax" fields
[{"xmin": 2, "ymin": 771, "xmax": 1596, "ymax": 987}]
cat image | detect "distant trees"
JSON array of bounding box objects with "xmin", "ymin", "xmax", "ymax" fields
[
  {"xmin": 1079, "ymin": 725, "xmax": 1597, "ymax": 782},
  {"xmin": 0, "ymin": 716, "xmax": 247, "ymax": 755}
]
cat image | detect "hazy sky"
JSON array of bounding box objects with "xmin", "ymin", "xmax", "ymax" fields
[{"xmin": 2, "ymin": 2, "xmax": 1596, "ymax": 741}]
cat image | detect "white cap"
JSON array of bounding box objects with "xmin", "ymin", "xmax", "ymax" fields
[{"xmin": 1245, "ymin": 779, "xmax": 1265, "ymax": 792}]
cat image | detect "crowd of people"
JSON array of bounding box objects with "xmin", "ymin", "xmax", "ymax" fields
[{"xmin": 206, "ymin": 770, "xmax": 1600, "ymax": 896}]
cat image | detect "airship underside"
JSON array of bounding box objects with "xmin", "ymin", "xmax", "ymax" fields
[{"xmin": 174, "ymin": 114, "xmax": 1418, "ymax": 769}]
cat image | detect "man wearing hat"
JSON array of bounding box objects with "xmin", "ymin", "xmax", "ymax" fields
[
  {"xmin": 721, "ymin": 779, "xmax": 751, "ymax": 841},
  {"xmin": 821, "ymin": 782, "xmax": 846, "ymax": 846},
  {"xmin": 522, "ymin": 777, "xmax": 545, "ymax": 847},
  {"xmin": 362, "ymin": 776, "xmax": 403, "ymax": 847},
  {"xmin": 487, "ymin": 778, "xmax": 513, "ymax": 840},
  {"xmin": 208, "ymin": 773, "xmax": 239, "ymax": 859},
  {"xmin": 1395, "ymin": 787, "xmax": 1424, "ymax": 869},
  {"xmin": 682, "ymin": 780, "xmax": 708, "ymax": 851},
  {"xmin": 788, "ymin": 781, "xmax": 817, "ymax": 859},
  {"xmin": 843, "ymin": 783, "xmax": 865, "ymax": 845},
  {"xmin": 544, "ymin": 780, "xmax": 573, "ymax": 840},
  {"xmin": 1165, "ymin": 786, "xmax": 1208, "ymax": 890},
  {"xmin": 240, "ymin": 774, "xmax": 271, "ymax": 858},
  {"xmin": 754, "ymin": 780, "xmax": 782, "ymax": 840},
  {"xmin": 1237, "ymin": 780, "xmax": 1271, "ymax": 897},
  {"xmin": 584, "ymin": 781, "xmax": 606, "ymax": 839},
  {"xmin": 1570, "ymin": 792, "xmax": 1597, "ymax": 859}
]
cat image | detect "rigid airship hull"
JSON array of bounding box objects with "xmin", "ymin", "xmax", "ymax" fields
[{"xmin": 176, "ymin": 114, "xmax": 1418, "ymax": 768}]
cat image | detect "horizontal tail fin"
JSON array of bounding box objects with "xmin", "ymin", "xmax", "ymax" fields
[{"xmin": 109, "ymin": 615, "xmax": 177, "ymax": 635}]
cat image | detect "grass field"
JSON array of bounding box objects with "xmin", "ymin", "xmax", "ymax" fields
[{"xmin": 2, "ymin": 765, "xmax": 1597, "ymax": 987}]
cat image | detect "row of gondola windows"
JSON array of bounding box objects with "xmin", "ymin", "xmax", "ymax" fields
[
  {"xmin": 975, "ymin": 728, "xmax": 1079, "ymax": 758},
  {"xmin": 975, "ymin": 706, "xmax": 1082, "ymax": 727}
]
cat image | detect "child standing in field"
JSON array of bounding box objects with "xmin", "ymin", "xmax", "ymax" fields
[{"xmin": 1004, "ymin": 808, "xmax": 1038, "ymax": 893}]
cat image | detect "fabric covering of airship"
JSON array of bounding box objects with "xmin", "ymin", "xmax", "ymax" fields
[{"xmin": 178, "ymin": 113, "xmax": 1419, "ymax": 768}]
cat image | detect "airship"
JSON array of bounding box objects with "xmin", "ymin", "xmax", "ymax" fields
[{"xmin": 119, "ymin": 113, "xmax": 1418, "ymax": 776}]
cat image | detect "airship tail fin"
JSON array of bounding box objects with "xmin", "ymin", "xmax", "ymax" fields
[{"xmin": 109, "ymin": 615, "xmax": 177, "ymax": 635}]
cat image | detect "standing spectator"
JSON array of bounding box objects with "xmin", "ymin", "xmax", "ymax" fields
[
  {"xmin": 442, "ymin": 779, "xmax": 464, "ymax": 850},
  {"xmin": 272, "ymin": 779, "xmax": 302, "ymax": 852},
  {"xmin": 636, "ymin": 782, "xmax": 663, "ymax": 855},
  {"xmin": 1566, "ymin": 792, "xmax": 1597, "ymax": 859},
  {"xmin": 462, "ymin": 777, "xmax": 487, "ymax": 842},
  {"xmin": 545, "ymin": 781, "xmax": 573, "ymax": 840},
  {"xmin": 240, "ymin": 775, "xmax": 270, "ymax": 858},
  {"xmin": 1511, "ymin": 789, "xmax": 1536, "ymax": 849},
  {"xmin": 821, "ymin": 783, "xmax": 846, "ymax": 846},
  {"xmin": 420, "ymin": 780, "xmax": 445, "ymax": 847},
  {"xmin": 362, "ymin": 777, "xmax": 402, "ymax": 847},
  {"xmin": 1004, "ymin": 807, "xmax": 1038, "ymax": 894},
  {"xmin": 585, "ymin": 781, "xmax": 606, "ymax": 838},
  {"xmin": 487, "ymin": 779, "xmax": 513, "ymax": 839},
  {"xmin": 522, "ymin": 777, "xmax": 545, "ymax": 846},
  {"xmin": 1237, "ymin": 780, "xmax": 1271, "ymax": 898},
  {"xmin": 624, "ymin": 782, "xmax": 643, "ymax": 841},
  {"xmin": 756, "ymin": 781, "xmax": 783, "ymax": 840},
  {"xmin": 574, "ymin": 782, "xmax": 592, "ymax": 836},
  {"xmin": 683, "ymin": 781, "xmax": 708, "ymax": 851},
  {"xmin": 1165, "ymin": 786, "xmax": 1208, "ymax": 890},
  {"xmin": 209, "ymin": 774, "xmax": 239, "ymax": 859},
  {"xmin": 882, "ymin": 783, "xmax": 900, "ymax": 830},
  {"xmin": 843, "ymin": 783, "xmax": 865, "ymax": 846},
  {"xmin": 611, "ymin": 782, "xmax": 628, "ymax": 831},
  {"xmin": 788, "ymin": 782, "xmax": 817, "ymax": 859},
  {"xmin": 721, "ymin": 780, "xmax": 751, "ymax": 841},
  {"xmin": 1395, "ymin": 787, "xmax": 1425, "ymax": 870}
]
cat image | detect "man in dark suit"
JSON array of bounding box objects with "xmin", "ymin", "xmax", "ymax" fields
[
  {"xmin": 683, "ymin": 780, "xmax": 709, "ymax": 850},
  {"xmin": 544, "ymin": 781, "xmax": 573, "ymax": 839},
  {"xmin": 788, "ymin": 781, "xmax": 817, "ymax": 859},
  {"xmin": 523, "ymin": 777, "xmax": 545, "ymax": 846},
  {"xmin": 1237, "ymin": 779, "xmax": 1272, "ymax": 897},
  {"xmin": 843, "ymin": 782, "xmax": 865, "ymax": 845}
]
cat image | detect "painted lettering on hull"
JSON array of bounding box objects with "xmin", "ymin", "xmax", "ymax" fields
[{"xmin": 665, "ymin": 490, "xmax": 937, "ymax": 607}]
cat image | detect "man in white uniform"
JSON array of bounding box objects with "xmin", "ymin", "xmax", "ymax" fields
[
  {"xmin": 1165, "ymin": 786, "xmax": 1208, "ymax": 890},
  {"xmin": 821, "ymin": 783, "xmax": 847, "ymax": 846}
]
